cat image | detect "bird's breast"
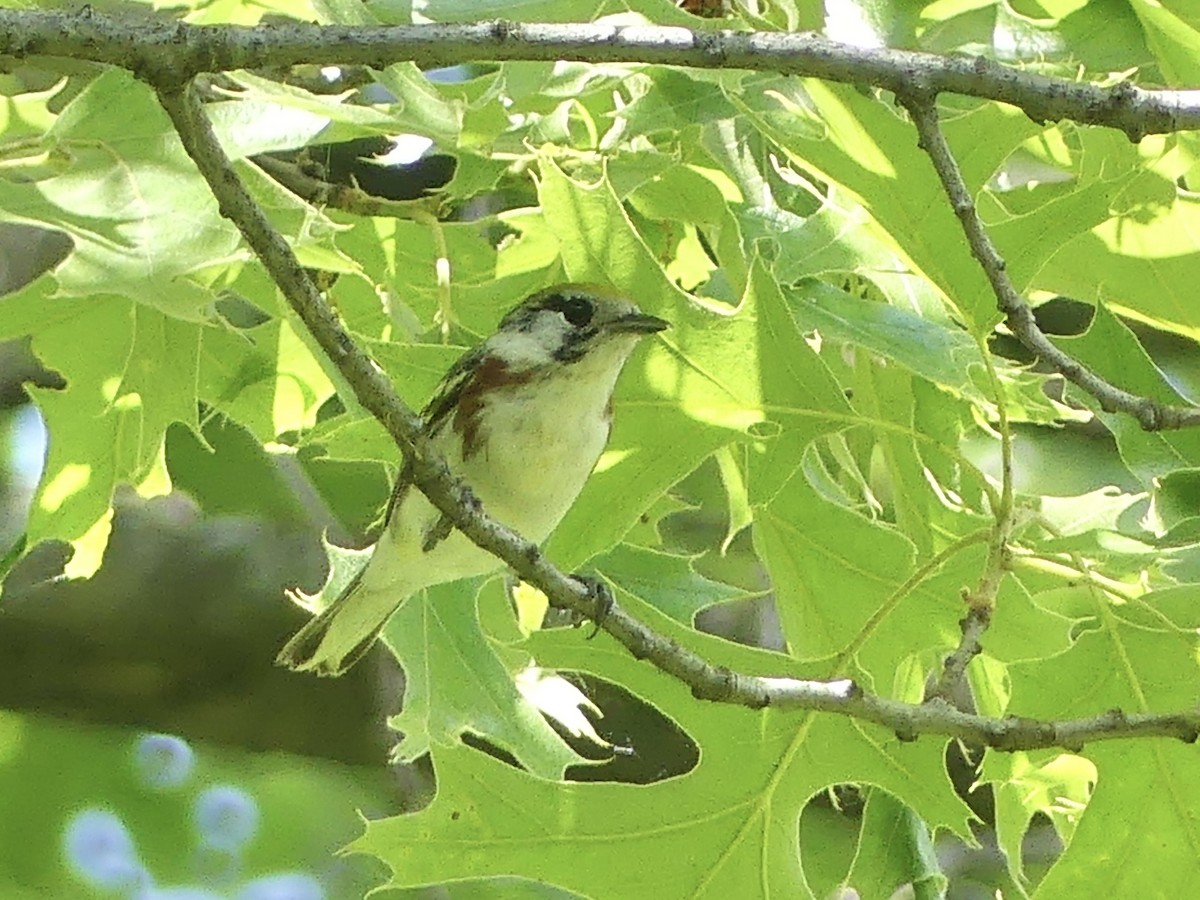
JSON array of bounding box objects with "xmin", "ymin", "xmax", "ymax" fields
[
  {"xmin": 465, "ymin": 386, "xmax": 611, "ymax": 540},
  {"xmin": 443, "ymin": 366, "xmax": 622, "ymax": 543}
]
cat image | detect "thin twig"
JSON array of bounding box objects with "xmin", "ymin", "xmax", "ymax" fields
[
  {"xmin": 927, "ymin": 501, "xmax": 1009, "ymax": 702},
  {"xmin": 931, "ymin": 602, "xmax": 992, "ymax": 702},
  {"xmin": 154, "ymin": 80, "xmax": 1200, "ymax": 753},
  {"xmin": 253, "ymin": 154, "xmax": 444, "ymax": 219},
  {"xmin": 1012, "ymin": 542, "xmax": 1143, "ymax": 602},
  {"xmin": 900, "ymin": 95, "xmax": 1015, "ymax": 700},
  {"xmin": 4, "ymin": 10, "xmax": 1200, "ymax": 139},
  {"xmin": 902, "ymin": 92, "xmax": 1200, "ymax": 431}
]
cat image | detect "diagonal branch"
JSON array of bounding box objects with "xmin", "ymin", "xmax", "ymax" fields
[
  {"xmin": 902, "ymin": 92, "xmax": 1200, "ymax": 432},
  {"xmin": 3, "ymin": 9, "xmax": 1200, "ymax": 139},
  {"xmin": 903, "ymin": 87, "xmax": 1200, "ymax": 700},
  {"xmin": 155, "ymin": 79, "xmax": 1200, "ymax": 754}
]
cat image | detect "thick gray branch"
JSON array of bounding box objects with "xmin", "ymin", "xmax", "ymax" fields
[{"xmin": 3, "ymin": 10, "xmax": 1200, "ymax": 139}]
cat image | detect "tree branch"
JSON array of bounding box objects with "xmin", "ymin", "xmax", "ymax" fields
[
  {"xmin": 902, "ymin": 92, "xmax": 1200, "ymax": 431},
  {"xmin": 4, "ymin": 9, "xmax": 1200, "ymax": 139}
]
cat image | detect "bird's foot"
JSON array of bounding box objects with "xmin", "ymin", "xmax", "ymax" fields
[
  {"xmin": 422, "ymin": 481, "xmax": 483, "ymax": 553},
  {"xmin": 569, "ymin": 574, "xmax": 614, "ymax": 639}
]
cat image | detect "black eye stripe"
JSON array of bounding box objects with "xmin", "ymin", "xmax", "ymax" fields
[{"xmin": 541, "ymin": 293, "xmax": 595, "ymax": 328}]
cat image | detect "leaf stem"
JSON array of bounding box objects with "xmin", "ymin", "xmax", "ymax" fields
[{"xmin": 832, "ymin": 527, "xmax": 991, "ymax": 677}]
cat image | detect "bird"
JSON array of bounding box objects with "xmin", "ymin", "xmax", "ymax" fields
[{"xmin": 277, "ymin": 284, "xmax": 669, "ymax": 676}]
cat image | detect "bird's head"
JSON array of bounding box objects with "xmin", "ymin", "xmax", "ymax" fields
[{"xmin": 488, "ymin": 284, "xmax": 669, "ymax": 371}]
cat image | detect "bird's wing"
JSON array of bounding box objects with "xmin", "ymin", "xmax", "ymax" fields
[
  {"xmin": 380, "ymin": 341, "xmax": 487, "ymax": 528},
  {"xmin": 421, "ymin": 343, "xmax": 487, "ymax": 432}
]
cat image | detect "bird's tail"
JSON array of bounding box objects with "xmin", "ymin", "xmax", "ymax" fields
[{"xmin": 275, "ymin": 568, "xmax": 394, "ymax": 677}]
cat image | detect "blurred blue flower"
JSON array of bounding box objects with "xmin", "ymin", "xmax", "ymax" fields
[
  {"xmin": 195, "ymin": 785, "xmax": 260, "ymax": 852},
  {"xmin": 424, "ymin": 64, "xmax": 473, "ymax": 83},
  {"xmin": 137, "ymin": 886, "xmax": 225, "ymax": 900},
  {"xmin": 64, "ymin": 737, "xmax": 326, "ymax": 900},
  {"xmin": 134, "ymin": 734, "xmax": 196, "ymax": 791},
  {"xmin": 63, "ymin": 808, "xmax": 149, "ymax": 893},
  {"xmin": 235, "ymin": 872, "xmax": 325, "ymax": 900}
]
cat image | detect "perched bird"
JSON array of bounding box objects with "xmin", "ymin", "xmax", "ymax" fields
[{"xmin": 277, "ymin": 284, "xmax": 669, "ymax": 676}]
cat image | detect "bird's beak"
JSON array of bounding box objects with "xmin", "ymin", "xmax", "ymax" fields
[{"xmin": 608, "ymin": 312, "xmax": 670, "ymax": 335}]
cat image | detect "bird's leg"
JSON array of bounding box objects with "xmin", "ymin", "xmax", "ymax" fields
[
  {"xmin": 421, "ymin": 480, "xmax": 482, "ymax": 552},
  {"xmin": 569, "ymin": 574, "xmax": 615, "ymax": 639}
]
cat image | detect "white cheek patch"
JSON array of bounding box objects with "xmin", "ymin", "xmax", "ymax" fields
[{"xmin": 487, "ymin": 312, "xmax": 570, "ymax": 368}]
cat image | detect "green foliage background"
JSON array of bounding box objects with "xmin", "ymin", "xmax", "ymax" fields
[{"xmin": 3, "ymin": 0, "xmax": 1200, "ymax": 897}]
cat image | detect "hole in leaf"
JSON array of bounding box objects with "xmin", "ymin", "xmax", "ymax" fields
[{"xmin": 558, "ymin": 672, "xmax": 698, "ymax": 785}]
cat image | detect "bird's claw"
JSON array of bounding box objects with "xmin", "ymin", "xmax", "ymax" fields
[
  {"xmin": 570, "ymin": 574, "xmax": 614, "ymax": 639},
  {"xmin": 422, "ymin": 481, "xmax": 482, "ymax": 553}
]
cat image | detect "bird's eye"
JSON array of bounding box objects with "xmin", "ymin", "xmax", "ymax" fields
[{"xmin": 548, "ymin": 294, "xmax": 595, "ymax": 328}]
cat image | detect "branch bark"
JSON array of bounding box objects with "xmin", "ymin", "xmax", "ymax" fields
[{"xmin": 3, "ymin": 9, "xmax": 1200, "ymax": 138}]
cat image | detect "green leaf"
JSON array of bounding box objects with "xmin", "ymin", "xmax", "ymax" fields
[
  {"xmin": 298, "ymin": 454, "xmax": 391, "ymax": 537},
  {"xmin": 356, "ymin": 608, "xmax": 972, "ymax": 897},
  {"xmin": 12, "ymin": 291, "xmax": 199, "ymax": 574},
  {"xmin": 0, "ymin": 71, "xmax": 234, "ymax": 319},
  {"xmin": 739, "ymin": 198, "xmax": 946, "ymax": 321},
  {"xmin": 0, "ymin": 79, "xmax": 59, "ymax": 144},
  {"xmin": 199, "ymin": 314, "xmax": 336, "ymax": 443},
  {"xmin": 755, "ymin": 471, "xmax": 913, "ymax": 663},
  {"xmin": 383, "ymin": 580, "xmax": 584, "ymax": 779},
  {"xmin": 1008, "ymin": 589, "xmax": 1200, "ymax": 896},
  {"xmin": 0, "ymin": 70, "xmax": 351, "ymax": 322},
  {"xmin": 216, "ymin": 73, "xmax": 418, "ymax": 152},
  {"xmin": 290, "ymin": 532, "xmax": 374, "ymax": 615},
  {"xmin": 734, "ymin": 79, "xmax": 1042, "ymax": 332},
  {"xmin": 797, "ymin": 796, "xmax": 862, "ymax": 898},
  {"xmin": 846, "ymin": 791, "xmax": 948, "ymax": 900},
  {"xmin": 619, "ymin": 68, "xmax": 742, "ymax": 138},
  {"xmin": 593, "ymin": 542, "xmax": 748, "ymax": 625},
  {"xmin": 350, "ymin": 63, "xmax": 464, "ymax": 144},
  {"xmin": 166, "ymin": 416, "xmax": 307, "ymax": 525},
  {"xmin": 1130, "ymin": 0, "xmax": 1200, "ymax": 85},
  {"xmin": 983, "ymin": 749, "xmax": 1094, "ymax": 887},
  {"xmin": 746, "ymin": 261, "xmax": 858, "ymax": 504},
  {"xmin": 1054, "ymin": 301, "xmax": 1200, "ymax": 485},
  {"xmin": 785, "ymin": 279, "xmax": 1072, "ymax": 425}
]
